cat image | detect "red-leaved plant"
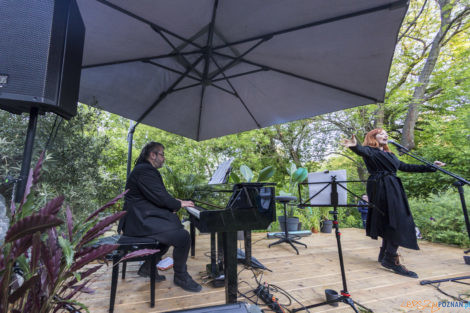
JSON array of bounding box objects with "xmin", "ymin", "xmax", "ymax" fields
[{"xmin": 0, "ymin": 153, "xmax": 158, "ymax": 313}]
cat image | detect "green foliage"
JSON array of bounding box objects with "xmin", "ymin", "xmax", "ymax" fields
[
  {"xmin": 258, "ymin": 166, "xmax": 275, "ymax": 182},
  {"xmin": 161, "ymin": 165, "xmax": 204, "ymax": 200},
  {"xmin": 400, "ymin": 103, "xmax": 470, "ymax": 197},
  {"xmin": 0, "ymin": 105, "xmax": 123, "ymax": 220},
  {"xmin": 230, "ymin": 164, "xmax": 275, "ymax": 183},
  {"xmin": 280, "ymin": 163, "xmax": 308, "ymax": 197},
  {"xmin": 0, "ymin": 155, "xmax": 133, "ymax": 313},
  {"xmin": 240, "ymin": 165, "xmax": 254, "ymax": 182},
  {"xmin": 410, "ymin": 188, "xmax": 470, "ymax": 247},
  {"xmin": 0, "ymin": 0, "xmax": 466, "ymax": 256},
  {"xmin": 298, "ymin": 207, "xmax": 321, "ymax": 231},
  {"xmin": 160, "ymin": 165, "xmax": 205, "ymax": 219}
]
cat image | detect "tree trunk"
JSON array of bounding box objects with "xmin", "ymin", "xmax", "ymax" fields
[
  {"xmin": 401, "ymin": 0, "xmax": 453, "ymax": 149},
  {"xmin": 374, "ymin": 103, "xmax": 384, "ymax": 129},
  {"xmin": 274, "ymin": 125, "xmax": 302, "ymax": 166}
]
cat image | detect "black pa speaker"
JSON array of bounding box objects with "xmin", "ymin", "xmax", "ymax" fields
[{"xmin": 0, "ymin": 0, "xmax": 85, "ymax": 119}]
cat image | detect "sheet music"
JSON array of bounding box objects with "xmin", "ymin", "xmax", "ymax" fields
[
  {"xmin": 307, "ymin": 170, "xmax": 347, "ymax": 205},
  {"xmin": 208, "ymin": 157, "xmax": 234, "ymax": 185}
]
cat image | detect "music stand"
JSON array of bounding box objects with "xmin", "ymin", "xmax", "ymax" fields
[
  {"xmin": 208, "ymin": 157, "xmax": 234, "ymax": 185},
  {"xmin": 292, "ymin": 175, "xmax": 372, "ymax": 313}
]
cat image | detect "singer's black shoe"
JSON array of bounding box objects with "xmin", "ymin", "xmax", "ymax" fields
[
  {"xmin": 174, "ymin": 272, "xmax": 202, "ymax": 292},
  {"xmin": 381, "ymin": 252, "xmax": 418, "ymax": 278},
  {"xmin": 378, "ymin": 247, "xmax": 385, "ymax": 262},
  {"xmin": 137, "ymin": 260, "xmax": 166, "ymax": 282}
]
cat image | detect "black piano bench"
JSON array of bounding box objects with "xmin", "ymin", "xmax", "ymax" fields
[
  {"xmin": 268, "ymin": 196, "xmax": 307, "ymax": 255},
  {"xmin": 109, "ymin": 235, "xmax": 168, "ymax": 313}
]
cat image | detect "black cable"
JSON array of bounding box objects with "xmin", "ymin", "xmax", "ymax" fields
[
  {"xmin": 44, "ymin": 115, "xmax": 58, "ymax": 149},
  {"xmin": 266, "ymin": 284, "xmax": 292, "ymax": 309},
  {"xmin": 49, "ymin": 117, "xmax": 63, "ymax": 149},
  {"xmin": 429, "ymin": 282, "xmax": 470, "ymax": 303},
  {"xmin": 453, "ymin": 280, "xmax": 470, "ymax": 286},
  {"xmin": 44, "ymin": 114, "xmax": 63, "ymax": 152},
  {"xmin": 237, "ymin": 266, "xmax": 310, "ymax": 313},
  {"xmin": 252, "ymin": 237, "xmax": 268, "ymax": 246}
]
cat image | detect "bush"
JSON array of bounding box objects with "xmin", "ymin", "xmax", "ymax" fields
[
  {"xmin": 0, "ymin": 154, "xmax": 156, "ymax": 313},
  {"xmin": 410, "ymin": 188, "xmax": 470, "ymax": 247}
]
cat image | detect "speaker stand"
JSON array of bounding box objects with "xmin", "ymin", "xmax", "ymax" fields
[{"xmin": 14, "ymin": 107, "xmax": 39, "ymax": 201}]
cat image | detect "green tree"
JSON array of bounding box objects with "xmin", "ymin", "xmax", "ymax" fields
[{"xmin": 0, "ymin": 105, "xmax": 122, "ymax": 220}]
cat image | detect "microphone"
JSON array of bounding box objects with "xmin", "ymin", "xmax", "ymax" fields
[{"xmin": 387, "ymin": 140, "xmax": 409, "ymax": 152}]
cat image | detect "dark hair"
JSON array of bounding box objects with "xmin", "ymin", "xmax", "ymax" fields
[{"xmin": 135, "ymin": 141, "xmax": 165, "ymax": 165}]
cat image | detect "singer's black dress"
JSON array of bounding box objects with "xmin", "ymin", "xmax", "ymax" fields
[{"xmin": 349, "ymin": 144, "xmax": 436, "ymax": 250}]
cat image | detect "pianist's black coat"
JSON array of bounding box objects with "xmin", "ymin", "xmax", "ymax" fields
[{"xmin": 122, "ymin": 160, "xmax": 182, "ymax": 236}]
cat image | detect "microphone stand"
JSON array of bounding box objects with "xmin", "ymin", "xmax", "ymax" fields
[
  {"xmin": 390, "ymin": 142, "xmax": 470, "ymax": 287},
  {"xmin": 390, "ymin": 142, "xmax": 470, "ymax": 248}
]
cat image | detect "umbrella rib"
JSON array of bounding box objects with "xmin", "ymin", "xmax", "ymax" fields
[
  {"xmin": 210, "ymin": 84, "xmax": 237, "ymax": 96},
  {"xmin": 211, "ymin": 69, "xmax": 268, "ymax": 83},
  {"xmin": 82, "ymin": 50, "xmax": 204, "ymax": 69},
  {"xmin": 175, "ymin": 82, "xmax": 237, "ymax": 97},
  {"xmin": 197, "ymin": 0, "xmax": 219, "ymax": 141},
  {"xmin": 201, "ymin": 0, "xmax": 219, "ymax": 84},
  {"xmin": 147, "ymin": 60, "xmax": 202, "ymax": 82},
  {"xmin": 136, "ymin": 55, "xmax": 204, "ymax": 123},
  {"xmin": 213, "ymin": 51, "xmax": 379, "ymax": 102},
  {"xmin": 150, "ymin": 25, "xmax": 203, "ymax": 78},
  {"xmin": 172, "ymin": 81, "xmax": 236, "ymax": 96},
  {"xmin": 173, "ymin": 82, "xmax": 203, "ymax": 92},
  {"xmin": 211, "ymin": 0, "xmax": 408, "ymax": 51},
  {"xmin": 95, "ymin": 0, "xmax": 202, "ymax": 49},
  {"xmin": 210, "ymin": 56, "xmax": 261, "ymax": 128},
  {"xmin": 209, "ymin": 37, "xmax": 269, "ymax": 80},
  {"xmin": 196, "ymin": 86, "xmax": 207, "ymax": 141}
]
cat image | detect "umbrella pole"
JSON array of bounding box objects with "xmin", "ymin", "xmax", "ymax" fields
[{"xmin": 126, "ymin": 121, "xmax": 138, "ymax": 179}]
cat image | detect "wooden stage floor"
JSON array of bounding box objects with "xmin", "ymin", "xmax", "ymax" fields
[{"xmin": 79, "ymin": 228, "xmax": 470, "ymax": 313}]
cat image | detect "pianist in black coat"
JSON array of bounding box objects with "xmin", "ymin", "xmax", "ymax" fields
[{"xmin": 121, "ymin": 141, "xmax": 202, "ymax": 292}]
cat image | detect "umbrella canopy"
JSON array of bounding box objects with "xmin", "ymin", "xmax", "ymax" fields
[{"xmin": 77, "ymin": 0, "xmax": 408, "ymax": 141}]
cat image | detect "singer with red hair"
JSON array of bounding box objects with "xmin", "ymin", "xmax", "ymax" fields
[{"xmin": 342, "ymin": 128, "xmax": 445, "ymax": 278}]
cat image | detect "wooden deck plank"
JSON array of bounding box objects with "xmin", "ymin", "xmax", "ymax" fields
[{"xmin": 77, "ymin": 228, "xmax": 470, "ymax": 313}]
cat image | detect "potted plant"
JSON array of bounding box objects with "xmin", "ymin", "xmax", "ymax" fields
[
  {"xmin": 278, "ymin": 163, "xmax": 308, "ymax": 232},
  {"xmin": 320, "ymin": 206, "xmax": 333, "ymax": 233},
  {"xmin": 311, "ymin": 216, "xmax": 320, "ymax": 233},
  {"xmin": 302, "ymin": 207, "xmax": 320, "ymax": 233}
]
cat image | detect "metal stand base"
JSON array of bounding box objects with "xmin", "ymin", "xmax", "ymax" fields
[
  {"xmin": 268, "ymin": 200, "xmax": 307, "ymax": 255},
  {"xmin": 268, "ymin": 235, "xmax": 307, "ymax": 255},
  {"xmin": 292, "ymin": 295, "xmax": 372, "ymax": 313}
]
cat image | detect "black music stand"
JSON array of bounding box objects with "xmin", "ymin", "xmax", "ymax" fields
[
  {"xmin": 292, "ymin": 176, "xmax": 372, "ymax": 313},
  {"xmin": 268, "ymin": 195, "xmax": 307, "ymax": 254}
]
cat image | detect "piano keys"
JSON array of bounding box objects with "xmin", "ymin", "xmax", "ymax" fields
[{"xmin": 185, "ymin": 182, "xmax": 275, "ymax": 303}]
